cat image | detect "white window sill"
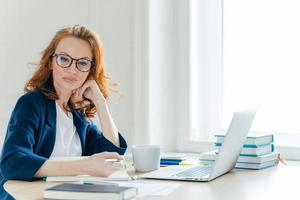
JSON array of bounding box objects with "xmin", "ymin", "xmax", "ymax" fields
[{"xmin": 286, "ymin": 160, "xmax": 300, "ymax": 166}]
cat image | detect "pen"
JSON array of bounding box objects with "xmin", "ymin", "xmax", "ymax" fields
[
  {"xmin": 105, "ymin": 158, "xmax": 127, "ymax": 170},
  {"xmin": 105, "ymin": 156, "xmax": 124, "ymax": 163},
  {"xmin": 105, "ymin": 159, "xmax": 121, "ymax": 163}
]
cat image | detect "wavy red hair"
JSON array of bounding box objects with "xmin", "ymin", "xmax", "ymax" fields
[{"xmin": 25, "ymin": 25, "xmax": 111, "ymax": 118}]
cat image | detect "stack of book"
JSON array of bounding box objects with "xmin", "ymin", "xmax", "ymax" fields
[
  {"xmin": 199, "ymin": 133, "xmax": 279, "ymax": 169},
  {"xmin": 160, "ymin": 153, "xmax": 186, "ymax": 166}
]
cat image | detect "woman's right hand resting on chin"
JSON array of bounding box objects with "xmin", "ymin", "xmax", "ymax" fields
[{"xmin": 34, "ymin": 152, "xmax": 124, "ymax": 178}]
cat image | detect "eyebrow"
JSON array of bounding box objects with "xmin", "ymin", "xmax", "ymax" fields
[{"xmin": 56, "ymin": 51, "xmax": 92, "ymax": 60}]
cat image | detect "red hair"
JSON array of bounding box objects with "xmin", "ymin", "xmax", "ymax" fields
[{"xmin": 25, "ymin": 25, "xmax": 111, "ymax": 118}]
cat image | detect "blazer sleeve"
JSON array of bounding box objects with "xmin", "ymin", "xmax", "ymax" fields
[
  {"xmin": 84, "ymin": 123, "xmax": 127, "ymax": 156},
  {"xmin": 0, "ymin": 95, "xmax": 47, "ymax": 181}
]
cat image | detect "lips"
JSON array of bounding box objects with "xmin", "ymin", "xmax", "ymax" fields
[{"xmin": 63, "ymin": 77, "xmax": 78, "ymax": 83}]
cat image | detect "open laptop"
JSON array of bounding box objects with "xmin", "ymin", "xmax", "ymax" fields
[{"xmin": 141, "ymin": 110, "xmax": 256, "ymax": 182}]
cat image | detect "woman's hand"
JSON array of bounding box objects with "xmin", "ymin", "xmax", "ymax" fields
[
  {"xmin": 72, "ymin": 79, "xmax": 105, "ymax": 105},
  {"xmin": 34, "ymin": 152, "xmax": 124, "ymax": 178},
  {"xmin": 72, "ymin": 79, "xmax": 121, "ymax": 148},
  {"xmin": 83, "ymin": 152, "xmax": 124, "ymax": 177}
]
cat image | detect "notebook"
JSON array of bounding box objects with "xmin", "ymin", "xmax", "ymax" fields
[
  {"xmin": 44, "ymin": 183, "xmax": 138, "ymax": 200},
  {"xmin": 141, "ymin": 110, "xmax": 256, "ymax": 182}
]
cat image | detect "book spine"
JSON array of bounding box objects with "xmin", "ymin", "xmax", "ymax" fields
[
  {"xmin": 160, "ymin": 160, "xmax": 182, "ymax": 165},
  {"xmin": 200, "ymin": 159, "xmax": 278, "ymax": 169},
  {"xmin": 214, "ymin": 143, "xmax": 269, "ymax": 148},
  {"xmin": 160, "ymin": 159, "xmax": 184, "ymax": 162},
  {"xmin": 215, "ymin": 143, "xmax": 274, "ymax": 156},
  {"xmin": 200, "ymin": 152, "xmax": 279, "ymax": 163},
  {"xmin": 214, "ymin": 134, "xmax": 274, "ymax": 146}
]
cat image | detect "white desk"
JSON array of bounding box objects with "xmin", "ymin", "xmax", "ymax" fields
[{"xmin": 4, "ymin": 164, "xmax": 300, "ymax": 200}]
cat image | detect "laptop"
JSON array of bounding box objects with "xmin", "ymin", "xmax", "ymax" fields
[{"xmin": 141, "ymin": 110, "xmax": 256, "ymax": 182}]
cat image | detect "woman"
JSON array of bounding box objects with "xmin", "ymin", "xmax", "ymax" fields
[{"xmin": 0, "ymin": 25, "xmax": 127, "ymax": 197}]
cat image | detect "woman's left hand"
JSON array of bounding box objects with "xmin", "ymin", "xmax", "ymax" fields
[
  {"xmin": 73, "ymin": 80, "xmax": 120, "ymax": 147},
  {"xmin": 72, "ymin": 79, "xmax": 105, "ymax": 105}
]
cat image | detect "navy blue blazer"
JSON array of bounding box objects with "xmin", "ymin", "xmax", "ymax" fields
[{"xmin": 0, "ymin": 90, "xmax": 127, "ymax": 198}]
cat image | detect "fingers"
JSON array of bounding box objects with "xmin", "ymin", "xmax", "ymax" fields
[
  {"xmin": 71, "ymin": 81, "xmax": 91, "ymax": 100},
  {"xmin": 78, "ymin": 85, "xmax": 89, "ymax": 99},
  {"xmin": 110, "ymin": 162, "xmax": 124, "ymax": 171},
  {"xmin": 100, "ymin": 162, "xmax": 123, "ymax": 177},
  {"xmin": 104, "ymin": 153, "xmax": 125, "ymax": 171},
  {"xmin": 98, "ymin": 152, "xmax": 122, "ymax": 160},
  {"xmin": 72, "ymin": 89, "xmax": 83, "ymax": 101},
  {"xmin": 100, "ymin": 152, "xmax": 124, "ymax": 174},
  {"xmin": 81, "ymin": 100, "xmax": 91, "ymax": 108},
  {"xmin": 78, "ymin": 80, "xmax": 94, "ymax": 99},
  {"xmin": 74, "ymin": 88, "xmax": 85, "ymax": 101},
  {"xmin": 86, "ymin": 152, "xmax": 125, "ymax": 177}
]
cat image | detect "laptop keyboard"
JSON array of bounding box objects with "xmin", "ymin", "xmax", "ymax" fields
[{"xmin": 175, "ymin": 166, "xmax": 211, "ymax": 178}]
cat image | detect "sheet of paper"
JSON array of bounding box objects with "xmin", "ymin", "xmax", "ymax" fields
[
  {"xmin": 111, "ymin": 180, "xmax": 181, "ymax": 197},
  {"xmin": 46, "ymin": 169, "xmax": 130, "ymax": 182}
]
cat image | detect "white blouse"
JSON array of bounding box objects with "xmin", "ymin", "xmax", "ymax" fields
[{"xmin": 50, "ymin": 101, "xmax": 82, "ymax": 158}]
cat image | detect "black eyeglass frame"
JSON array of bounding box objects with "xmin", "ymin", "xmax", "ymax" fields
[{"xmin": 52, "ymin": 53, "xmax": 95, "ymax": 72}]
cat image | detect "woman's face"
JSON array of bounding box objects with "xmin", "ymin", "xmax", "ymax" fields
[{"xmin": 52, "ymin": 36, "xmax": 93, "ymax": 94}]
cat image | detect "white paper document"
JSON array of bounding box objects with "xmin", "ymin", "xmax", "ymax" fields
[{"xmin": 111, "ymin": 181, "xmax": 181, "ymax": 197}]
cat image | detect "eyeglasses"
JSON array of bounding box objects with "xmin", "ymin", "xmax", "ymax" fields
[{"xmin": 52, "ymin": 53, "xmax": 94, "ymax": 72}]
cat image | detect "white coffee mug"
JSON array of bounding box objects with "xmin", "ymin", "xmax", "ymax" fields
[{"xmin": 132, "ymin": 145, "xmax": 160, "ymax": 172}]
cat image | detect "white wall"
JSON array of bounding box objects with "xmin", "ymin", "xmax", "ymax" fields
[
  {"xmin": 0, "ymin": 0, "xmax": 183, "ymax": 153},
  {"xmin": 0, "ymin": 0, "xmax": 135, "ymax": 148}
]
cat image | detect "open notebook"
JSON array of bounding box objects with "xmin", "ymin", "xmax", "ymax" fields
[{"xmin": 45, "ymin": 157, "xmax": 130, "ymax": 182}]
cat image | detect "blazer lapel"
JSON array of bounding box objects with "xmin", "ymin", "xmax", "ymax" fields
[
  {"xmin": 72, "ymin": 110, "xmax": 88, "ymax": 154},
  {"xmin": 41, "ymin": 98, "xmax": 56, "ymax": 157},
  {"xmin": 45, "ymin": 99, "xmax": 56, "ymax": 128}
]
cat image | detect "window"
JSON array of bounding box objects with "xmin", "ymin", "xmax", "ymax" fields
[
  {"xmin": 187, "ymin": 0, "xmax": 300, "ymax": 157},
  {"xmin": 140, "ymin": 0, "xmax": 300, "ymax": 158},
  {"xmin": 223, "ymin": 0, "xmax": 300, "ymax": 138}
]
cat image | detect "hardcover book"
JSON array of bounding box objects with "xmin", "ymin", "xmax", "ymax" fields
[{"xmin": 44, "ymin": 183, "xmax": 138, "ymax": 200}]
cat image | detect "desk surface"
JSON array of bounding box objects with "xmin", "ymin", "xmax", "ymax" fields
[{"xmin": 4, "ymin": 164, "xmax": 300, "ymax": 200}]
